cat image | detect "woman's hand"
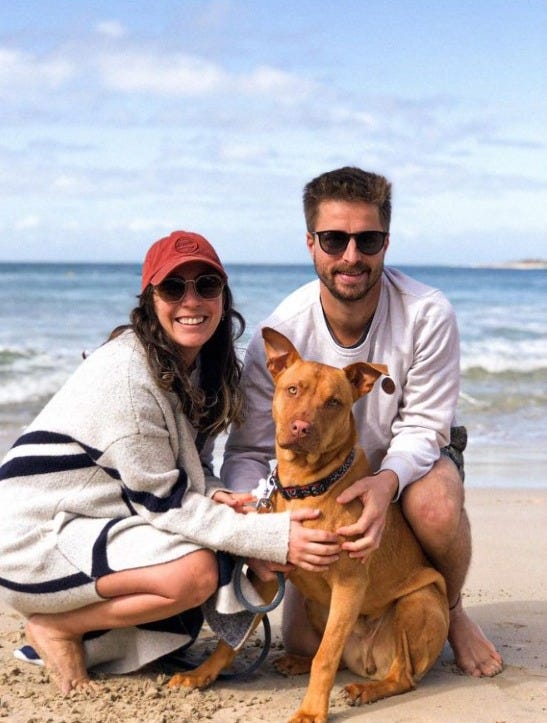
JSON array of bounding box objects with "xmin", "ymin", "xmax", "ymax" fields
[
  {"xmin": 246, "ymin": 557, "xmax": 294, "ymax": 582},
  {"xmin": 212, "ymin": 490, "xmax": 255, "ymax": 513},
  {"xmin": 287, "ymin": 508, "xmax": 341, "ymax": 571}
]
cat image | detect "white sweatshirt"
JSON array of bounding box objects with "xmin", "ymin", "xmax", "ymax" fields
[{"xmin": 222, "ymin": 267, "xmax": 461, "ymax": 498}]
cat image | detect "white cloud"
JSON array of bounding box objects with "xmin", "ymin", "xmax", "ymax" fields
[
  {"xmin": 15, "ymin": 215, "xmax": 40, "ymax": 230},
  {"xmin": 219, "ymin": 142, "xmax": 269, "ymax": 161},
  {"xmin": 240, "ymin": 65, "xmax": 314, "ymax": 98},
  {"xmin": 94, "ymin": 47, "xmax": 314, "ymax": 101},
  {"xmin": 52, "ymin": 174, "xmax": 83, "ymax": 191},
  {"xmin": 0, "ymin": 48, "xmax": 74, "ymax": 93},
  {"xmin": 95, "ymin": 21, "xmax": 127, "ymax": 39},
  {"xmin": 98, "ymin": 51, "xmax": 226, "ymax": 95}
]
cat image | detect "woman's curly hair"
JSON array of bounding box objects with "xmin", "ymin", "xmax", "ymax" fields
[{"xmin": 109, "ymin": 284, "xmax": 246, "ymax": 436}]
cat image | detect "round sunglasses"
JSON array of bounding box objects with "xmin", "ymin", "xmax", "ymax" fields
[
  {"xmin": 313, "ymin": 230, "xmax": 388, "ymax": 256},
  {"xmin": 154, "ymin": 274, "xmax": 225, "ymax": 303}
]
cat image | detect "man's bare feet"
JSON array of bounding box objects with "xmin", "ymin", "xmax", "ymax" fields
[
  {"xmin": 448, "ymin": 597, "xmax": 504, "ymax": 677},
  {"xmin": 25, "ymin": 615, "xmax": 98, "ymax": 696}
]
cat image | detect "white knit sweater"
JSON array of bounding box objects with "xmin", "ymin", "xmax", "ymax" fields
[{"xmin": 0, "ymin": 330, "xmax": 290, "ymax": 619}]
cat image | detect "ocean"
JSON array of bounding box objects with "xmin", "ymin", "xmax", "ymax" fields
[{"xmin": 1, "ymin": 262, "xmax": 546, "ymax": 487}]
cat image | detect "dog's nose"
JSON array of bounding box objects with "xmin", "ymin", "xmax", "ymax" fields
[{"xmin": 291, "ymin": 419, "xmax": 310, "ymax": 438}]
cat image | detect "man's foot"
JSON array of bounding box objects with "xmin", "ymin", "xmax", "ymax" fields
[
  {"xmin": 448, "ymin": 597, "xmax": 504, "ymax": 677},
  {"xmin": 26, "ymin": 616, "xmax": 99, "ymax": 696}
]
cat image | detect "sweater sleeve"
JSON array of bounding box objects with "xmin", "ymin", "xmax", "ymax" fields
[
  {"xmin": 379, "ymin": 293, "xmax": 460, "ymax": 498},
  {"xmin": 98, "ymin": 370, "xmax": 290, "ymax": 564}
]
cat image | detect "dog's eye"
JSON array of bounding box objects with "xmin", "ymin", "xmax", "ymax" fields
[
  {"xmin": 325, "ymin": 397, "xmax": 341, "ymax": 408},
  {"xmin": 287, "ymin": 385, "xmax": 298, "ymax": 396}
]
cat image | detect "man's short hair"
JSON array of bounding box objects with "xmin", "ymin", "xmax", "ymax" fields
[{"xmin": 303, "ymin": 166, "xmax": 392, "ymax": 232}]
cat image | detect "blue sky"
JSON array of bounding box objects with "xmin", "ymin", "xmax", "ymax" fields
[{"xmin": 1, "ymin": 0, "xmax": 545, "ymax": 265}]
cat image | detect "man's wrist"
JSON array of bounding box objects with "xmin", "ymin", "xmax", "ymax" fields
[{"xmin": 374, "ymin": 469, "xmax": 400, "ymax": 502}]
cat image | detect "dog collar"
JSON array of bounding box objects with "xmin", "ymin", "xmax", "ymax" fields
[{"xmin": 271, "ymin": 449, "xmax": 355, "ymax": 500}]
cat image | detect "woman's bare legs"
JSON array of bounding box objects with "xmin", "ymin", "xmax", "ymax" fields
[{"xmin": 26, "ymin": 549, "xmax": 218, "ymax": 695}]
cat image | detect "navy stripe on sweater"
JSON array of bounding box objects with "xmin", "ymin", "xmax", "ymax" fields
[
  {"xmin": 91, "ymin": 518, "xmax": 121, "ymax": 578},
  {"xmin": 0, "ymin": 571, "xmax": 92, "ymax": 594},
  {"xmin": 0, "ymin": 454, "xmax": 96, "ymax": 480},
  {"xmin": 123, "ymin": 468, "xmax": 188, "ymax": 513},
  {"xmin": 12, "ymin": 430, "xmax": 103, "ymax": 460},
  {"xmin": 0, "ymin": 430, "xmax": 122, "ymax": 481}
]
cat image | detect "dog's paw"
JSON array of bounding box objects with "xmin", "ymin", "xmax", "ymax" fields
[
  {"xmin": 288, "ymin": 708, "xmax": 328, "ymax": 723},
  {"xmin": 344, "ymin": 678, "xmax": 413, "ymax": 705},
  {"xmin": 167, "ymin": 671, "xmax": 214, "ymax": 690},
  {"xmin": 273, "ymin": 653, "xmax": 312, "ymax": 676},
  {"xmin": 343, "ymin": 682, "xmax": 367, "ymax": 705}
]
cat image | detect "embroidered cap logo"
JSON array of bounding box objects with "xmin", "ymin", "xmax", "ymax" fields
[{"xmin": 175, "ymin": 238, "xmax": 200, "ymax": 255}]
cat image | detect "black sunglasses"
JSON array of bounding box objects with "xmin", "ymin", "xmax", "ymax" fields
[
  {"xmin": 154, "ymin": 274, "xmax": 225, "ymax": 303},
  {"xmin": 313, "ymin": 230, "xmax": 388, "ymax": 256}
]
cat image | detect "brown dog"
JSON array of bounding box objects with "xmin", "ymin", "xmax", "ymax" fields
[{"xmin": 169, "ymin": 327, "xmax": 449, "ymax": 722}]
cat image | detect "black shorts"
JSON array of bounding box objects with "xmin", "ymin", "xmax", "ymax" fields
[{"xmin": 440, "ymin": 426, "xmax": 467, "ymax": 482}]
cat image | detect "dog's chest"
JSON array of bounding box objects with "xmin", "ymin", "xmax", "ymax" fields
[{"xmin": 272, "ymin": 467, "xmax": 365, "ymax": 532}]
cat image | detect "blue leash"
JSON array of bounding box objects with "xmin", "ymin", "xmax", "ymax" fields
[
  {"xmin": 232, "ymin": 558, "xmax": 286, "ymax": 614},
  {"xmin": 163, "ymin": 492, "xmax": 286, "ymax": 679},
  {"xmin": 230, "ymin": 486, "xmax": 286, "ymax": 614},
  {"xmin": 219, "ymin": 614, "xmax": 271, "ymax": 680},
  {"xmin": 160, "ymin": 614, "xmax": 273, "ymax": 680}
]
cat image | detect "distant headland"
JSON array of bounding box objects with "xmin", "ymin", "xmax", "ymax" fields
[{"xmin": 477, "ymin": 259, "xmax": 547, "ymax": 270}]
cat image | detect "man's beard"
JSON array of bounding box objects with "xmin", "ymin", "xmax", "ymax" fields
[{"xmin": 313, "ymin": 259, "xmax": 383, "ymax": 302}]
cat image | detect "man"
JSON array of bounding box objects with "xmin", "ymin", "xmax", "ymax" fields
[{"xmin": 222, "ymin": 166, "xmax": 502, "ymax": 677}]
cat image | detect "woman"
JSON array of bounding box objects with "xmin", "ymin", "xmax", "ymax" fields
[{"xmin": 0, "ymin": 230, "xmax": 340, "ymax": 695}]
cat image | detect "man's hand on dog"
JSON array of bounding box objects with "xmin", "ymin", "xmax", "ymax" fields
[{"xmin": 336, "ymin": 470, "xmax": 399, "ymax": 560}]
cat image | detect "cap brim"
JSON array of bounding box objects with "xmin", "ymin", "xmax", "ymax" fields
[{"xmin": 149, "ymin": 257, "xmax": 227, "ymax": 287}]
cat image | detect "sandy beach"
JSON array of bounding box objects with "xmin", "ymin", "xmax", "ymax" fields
[{"xmin": 0, "ymin": 483, "xmax": 545, "ymax": 723}]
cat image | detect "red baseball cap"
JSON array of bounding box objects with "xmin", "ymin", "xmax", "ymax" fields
[{"xmin": 141, "ymin": 230, "xmax": 227, "ymax": 291}]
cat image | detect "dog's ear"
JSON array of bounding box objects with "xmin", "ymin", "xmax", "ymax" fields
[
  {"xmin": 343, "ymin": 362, "xmax": 391, "ymax": 400},
  {"xmin": 262, "ymin": 327, "xmax": 301, "ymax": 380}
]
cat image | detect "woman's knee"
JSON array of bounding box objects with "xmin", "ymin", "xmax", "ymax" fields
[
  {"xmin": 170, "ymin": 549, "xmax": 218, "ymax": 606},
  {"xmin": 97, "ymin": 548, "xmax": 218, "ymax": 606}
]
